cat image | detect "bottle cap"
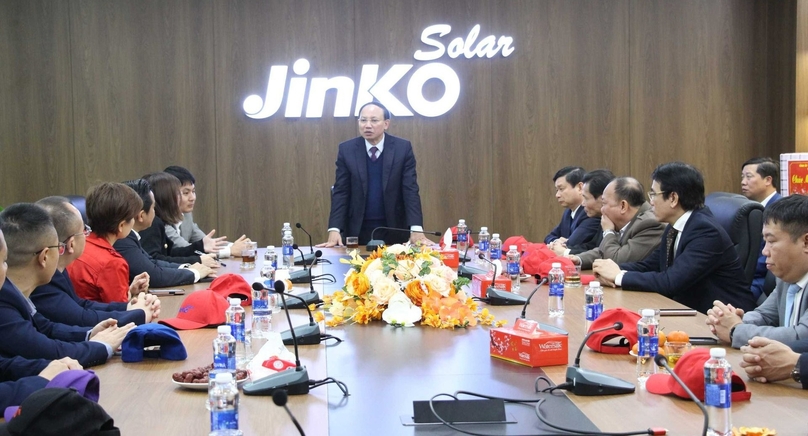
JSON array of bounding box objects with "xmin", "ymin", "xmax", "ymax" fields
[
  {"xmin": 214, "ymin": 372, "xmax": 234, "ymax": 383},
  {"xmin": 267, "ymin": 245, "xmax": 275, "ymax": 249},
  {"xmin": 709, "ymin": 348, "xmax": 726, "ymax": 358},
  {"xmin": 283, "ymin": 222, "xmax": 290, "ymax": 227},
  {"xmin": 480, "ymin": 227, "xmax": 488, "ymax": 231},
  {"xmin": 552, "ymin": 262, "xmax": 561, "ymax": 268},
  {"xmin": 589, "ymin": 281, "xmax": 600, "ymax": 288},
  {"xmin": 492, "ymin": 233, "xmax": 500, "ymax": 238},
  {"xmin": 509, "ymin": 245, "xmax": 517, "ymax": 251},
  {"xmin": 217, "ymin": 326, "xmax": 231, "ymax": 334},
  {"xmin": 458, "ymin": 219, "xmax": 465, "ymax": 224},
  {"xmin": 641, "ymin": 308, "xmax": 655, "ymax": 317},
  {"xmin": 229, "ymin": 298, "xmax": 241, "ymax": 306}
]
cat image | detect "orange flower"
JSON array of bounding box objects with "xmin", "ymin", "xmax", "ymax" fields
[
  {"xmin": 404, "ymin": 280, "xmax": 427, "ymax": 306},
  {"xmin": 346, "ymin": 272, "xmax": 370, "ymax": 296}
]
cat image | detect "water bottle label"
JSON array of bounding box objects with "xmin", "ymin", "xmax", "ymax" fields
[
  {"xmin": 253, "ymin": 299, "xmax": 268, "ymax": 310},
  {"xmin": 585, "ymin": 303, "xmax": 603, "ymax": 321},
  {"xmin": 507, "ymin": 262, "xmax": 520, "ymax": 275},
  {"xmin": 211, "ymin": 409, "xmax": 239, "ymax": 430},
  {"xmin": 638, "ymin": 335, "xmax": 659, "ymax": 357},
  {"xmin": 457, "ymin": 233, "xmax": 468, "ymax": 243},
  {"xmin": 214, "ymin": 352, "xmax": 236, "ymax": 370},
  {"xmin": 229, "ymin": 323, "xmax": 245, "ymax": 342},
  {"xmin": 271, "ymin": 260, "xmax": 278, "ymax": 269},
  {"xmin": 491, "ymin": 248, "xmax": 502, "ymax": 260},
  {"xmin": 478, "ymin": 240, "xmax": 489, "ymax": 251},
  {"xmin": 705, "ymin": 383, "xmax": 731, "ymax": 408},
  {"xmin": 549, "ymin": 282, "xmax": 564, "ymax": 297},
  {"xmin": 282, "ymin": 245, "xmax": 293, "ymax": 256}
]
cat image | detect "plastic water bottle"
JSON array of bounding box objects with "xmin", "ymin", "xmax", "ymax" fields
[
  {"xmin": 263, "ymin": 246, "xmax": 277, "ymax": 270},
  {"xmin": 489, "ymin": 233, "xmax": 502, "ymax": 268},
  {"xmin": 705, "ymin": 348, "xmax": 732, "ymax": 436},
  {"xmin": 281, "ymin": 230, "xmax": 294, "ymax": 270},
  {"xmin": 251, "ymin": 281, "xmax": 272, "ymax": 356},
  {"xmin": 209, "ymin": 326, "xmax": 236, "ymax": 410},
  {"xmin": 636, "ymin": 308, "xmax": 659, "ymax": 386},
  {"xmin": 225, "ymin": 298, "xmax": 249, "ymax": 368},
  {"xmin": 209, "ymin": 372, "xmax": 242, "ymax": 436},
  {"xmin": 476, "ymin": 227, "xmax": 490, "ymax": 266},
  {"xmin": 584, "ymin": 281, "xmax": 604, "ymax": 331},
  {"xmin": 506, "ymin": 245, "xmax": 521, "ymax": 294},
  {"xmin": 281, "ymin": 222, "xmax": 292, "ymax": 243},
  {"xmin": 548, "ymin": 262, "xmax": 565, "ymax": 316},
  {"xmin": 456, "ymin": 219, "xmax": 469, "ymax": 257}
]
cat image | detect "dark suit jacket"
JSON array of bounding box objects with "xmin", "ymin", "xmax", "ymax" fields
[
  {"xmin": 0, "ymin": 279, "xmax": 108, "ymax": 367},
  {"xmin": 544, "ymin": 206, "xmax": 601, "ymax": 247},
  {"xmin": 140, "ymin": 216, "xmax": 202, "ymax": 264},
  {"xmin": 0, "ymin": 356, "xmax": 49, "ymax": 411},
  {"xmin": 113, "ymin": 231, "xmax": 195, "ymax": 288},
  {"xmin": 327, "ymin": 134, "xmax": 424, "ymax": 241},
  {"xmin": 751, "ymin": 192, "xmax": 782, "ymax": 299},
  {"xmin": 620, "ymin": 207, "xmax": 757, "ymax": 314},
  {"xmin": 30, "ymin": 269, "xmax": 145, "ymax": 327}
]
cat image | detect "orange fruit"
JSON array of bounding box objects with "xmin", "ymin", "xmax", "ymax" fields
[
  {"xmin": 667, "ymin": 330, "xmax": 690, "ymax": 343},
  {"xmin": 631, "ymin": 342, "xmax": 639, "ymax": 354},
  {"xmin": 658, "ymin": 330, "xmax": 667, "ymax": 346},
  {"xmin": 657, "ymin": 347, "xmax": 666, "ymax": 356}
]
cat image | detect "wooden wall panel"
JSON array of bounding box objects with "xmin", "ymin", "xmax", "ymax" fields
[
  {"xmin": 0, "ymin": 0, "xmax": 74, "ymax": 205},
  {"xmin": 630, "ymin": 1, "xmax": 760, "ymax": 193},
  {"xmin": 69, "ymin": 0, "xmax": 217, "ymax": 228},
  {"xmin": 798, "ymin": 0, "xmax": 808, "ymax": 152},
  {"xmin": 491, "ymin": 1, "xmax": 631, "ymax": 240}
]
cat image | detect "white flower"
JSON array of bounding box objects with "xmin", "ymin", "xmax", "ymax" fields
[
  {"xmin": 382, "ymin": 292, "xmax": 422, "ymax": 326},
  {"xmin": 330, "ymin": 300, "xmax": 346, "ymax": 317},
  {"xmin": 392, "ymin": 259, "xmax": 416, "ymax": 281},
  {"xmin": 422, "ymin": 274, "xmax": 452, "ymax": 297},
  {"xmin": 371, "ymin": 277, "xmax": 400, "ymax": 305},
  {"xmin": 385, "ymin": 244, "xmax": 408, "ymax": 255}
]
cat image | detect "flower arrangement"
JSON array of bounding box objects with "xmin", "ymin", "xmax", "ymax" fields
[{"xmin": 314, "ymin": 244, "xmax": 506, "ymax": 329}]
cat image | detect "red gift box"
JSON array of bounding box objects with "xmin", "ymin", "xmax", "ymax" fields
[
  {"xmin": 490, "ymin": 318, "xmax": 568, "ymax": 367},
  {"xmin": 471, "ymin": 273, "xmax": 511, "ymax": 298},
  {"xmin": 440, "ymin": 248, "xmax": 459, "ymax": 268}
]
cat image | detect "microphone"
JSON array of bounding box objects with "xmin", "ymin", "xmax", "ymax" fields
[
  {"xmin": 272, "ymin": 390, "xmax": 306, "ymax": 436},
  {"xmin": 655, "ymin": 355, "xmax": 708, "ymax": 436},
  {"xmin": 457, "ymin": 228, "xmax": 488, "ymax": 279},
  {"xmin": 243, "ymin": 280, "xmax": 310, "ymax": 396},
  {"xmin": 289, "ymin": 244, "xmax": 321, "ymax": 285},
  {"xmin": 252, "ymin": 282, "xmax": 322, "ymax": 346},
  {"xmin": 293, "ymin": 223, "xmax": 316, "ymax": 266},
  {"xmin": 366, "ymin": 227, "xmax": 442, "ymax": 252},
  {"xmin": 563, "ymin": 322, "xmax": 635, "ymax": 396},
  {"xmin": 475, "ymin": 253, "xmax": 526, "ymax": 305},
  {"xmin": 519, "ymin": 278, "xmax": 549, "ymax": 319}
]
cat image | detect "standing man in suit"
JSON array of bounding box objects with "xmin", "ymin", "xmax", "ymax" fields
[
  {"xmin": 319, "ymin": 102, "xmax": 430, "ymax": 247},
  {"xmin": 570, "ymin": 177, "xmax": 666, "ymax": 269},
  {"xmin": 741, "ymin": 157, "xmax": 783, "ymax": 302},
  {"xmin": 707, "ymin": 195, "xmax": 808, "ymax": 348},
  {"xmin": 593, "ymin": 162, "xmax": 757, "ymax": 314},
  {"xmin": 545, "ymin": 166, "xmax": 601, "ymax": 252}
]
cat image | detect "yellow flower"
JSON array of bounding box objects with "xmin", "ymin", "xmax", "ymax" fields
[
  {"xmin": 326, "ymin": 316, "xmax": 345, "ymax": 327},
  {"xmin": 313, "ymin": 311, "xmax": 325, "ymax": 323},
  {"xmin": 494, "ymin": 319, "xmax": 508, "ymax": 328},
  {"xmin": 346, "ymin": 272, "xmax": 371, "ymax": 296},
  {"xmin": 307, "ymin": 304, "xmax": 317, "ymax": 312}
]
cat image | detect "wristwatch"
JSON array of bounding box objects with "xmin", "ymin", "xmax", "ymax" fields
[{"xmin": 792, "ymin": 364, "xmax": 801, "ymax": 383}]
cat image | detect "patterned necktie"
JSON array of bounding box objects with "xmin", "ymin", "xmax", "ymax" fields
[
  {"xmin": 370, "ymin": 146, "xmax": 379, "ymax": 162},
  {"xmin": 665, "ymin": 227, "xmax": 679, "ymax": 268},
  {"xmin": 784, "ymin": 283, "xmax": 801, "ymax": 327}
]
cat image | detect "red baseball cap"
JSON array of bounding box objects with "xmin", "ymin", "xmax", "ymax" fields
[
  {"xmin": 536, "ymin": 257, "xmax": 575, "ymax": 279},
  {"xmin": 521, "ymin": 245, "xmax": 555, "ymax": 275},
  {"xmin": 585, "ymin": 308, "xmax": 641, "ymax": 354},
  {"xmin": 647, "ymin": 348, "xmax": 751, "ymax": 402},
  {"xmin": 503, "ymin": 236, "xmax": 529, "ymax": 253},
  {"xmin": 210, "ymin": 273, "xmax": 252, "ymax": 307},
  {"xmin": 158, "ymin": 290, "xmax": 230, "ymax": 330}
]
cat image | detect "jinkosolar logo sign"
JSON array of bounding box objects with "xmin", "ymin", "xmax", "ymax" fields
[{"xmin": 243, "ymin": 24, "xmax": 514, "ymax": 119}]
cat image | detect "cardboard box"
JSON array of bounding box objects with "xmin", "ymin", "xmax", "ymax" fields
[
  {"xmin": 471, "ymin": 273, "xmax": 511, "ymax": 298},
  {"xmin": 490, "ymin": 318, "xmax": 568, "ymax": 367},
  {"xmin": 441, "ymin": 248, "xmax": 459, "ymax": 268}
]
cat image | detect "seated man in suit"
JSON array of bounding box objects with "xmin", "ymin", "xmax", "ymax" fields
[
  {"xmin": 741, "ymin": 157, "xmax": 782, "ymax": 302},
  {"xmin": 0, "ymin": 204, "xmax": 133, "ymax": 367},
  {"xmin": 740, "ymin": 337, "xmax": 808, "ymax": 389},
  {"xmin": 32, "ymin": 196, "xmax": 159, "ymax": 326},
  {"xmin": 706, "ymin": 195, "xmax": 808, "ymax": 348},
  {"xmin": 570, "ymin": 177, "xmax": 666, "ymax": 269},
  {"xmin": 163, "ymin": 165, "xmax": 250, "ymax": 258},
  {"xmin": 114, "ymin": 179, "xmax": 215, "ymax": 288},
  {"xmin": 319, "ymin": 101, "xmax": 431, "ymax": 247},
  {"xmin": 544, "ymin": 166, "xmax": 601, "ymax": 253},
  {"xmin": 550, "ymin": 169, "xmax": 615, "ymax": 256},
  {"xmin": 593, "ymin": 162, "xmax": 757, "ymax": 314}
]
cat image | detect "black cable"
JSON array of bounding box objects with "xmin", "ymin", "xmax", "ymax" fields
[
  {"xmin": 533, "ymin": 398, "xmax": 655, "ymax": 436},
  {"xmin": 310, "ymin": 273, "xmax": 336, "ymax": 284},
  {"xmin": 308, "ymin": 377, "xmax": 349, "ymax": 396},
  {"xmin": 319, "ymin": 334, "xmax": 342, "ymax": 344}
]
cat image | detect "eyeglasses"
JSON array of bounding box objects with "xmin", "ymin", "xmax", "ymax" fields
[
  {"xmin": 647, "ymin": 191, "xmax": 668, "ymax": 202},
  {"xmin": 358, "ymin": 118, "xmax": 383, "ymax": 125},
  {"xmin": 64, "ymin": 224, "xmax": 91, "ymax": 243},
  {"xmin": 34, "ymin": 242, "xmax": 66, "ymax": 256}
]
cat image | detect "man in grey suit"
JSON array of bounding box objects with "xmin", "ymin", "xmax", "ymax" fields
[
  {"xmin": 707, "ymin": 194, "xmax": 808, "ymax": 348},
  {"xmin": 570, "ymin": 177, "xmax": 666, "ymax": 270}
]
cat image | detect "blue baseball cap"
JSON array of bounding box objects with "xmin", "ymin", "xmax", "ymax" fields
[{"xmin": 121, "ymin": 324, "xmax": 187, "ymax": 363}]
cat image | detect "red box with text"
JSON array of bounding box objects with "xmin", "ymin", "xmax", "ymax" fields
[
  {"xmin": 441, "ymin": 248, "xmax": 459, "ymax": 268},
  {"xmin": 490, "ymin": 319, "xmax": 568, "ymax": 367},
  {"xmin": 471, "ymin": 273, "xmax": 511, "ymax": 298}
]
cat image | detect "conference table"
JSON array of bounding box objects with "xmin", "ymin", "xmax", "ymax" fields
[{"xmin": 93, "ymin": 247, "xmax": 807, "ymax": 435}]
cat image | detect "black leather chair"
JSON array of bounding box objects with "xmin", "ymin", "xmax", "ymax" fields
[
  {"xmin": 64, "ymin": 195, "xmax": 88, "ymax": 224},
  {"xmin": 704, "ymin": 192, "xmax": 764, "ymax": 289}
]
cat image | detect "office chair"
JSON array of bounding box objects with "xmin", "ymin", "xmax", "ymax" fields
[
  {"xmin": 704, "ymin": 192, "xmax": 764, "ymax": 289},
  {"xmin": 65, "ymin": 195, "xmax": 89, "ymax": 224}
]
